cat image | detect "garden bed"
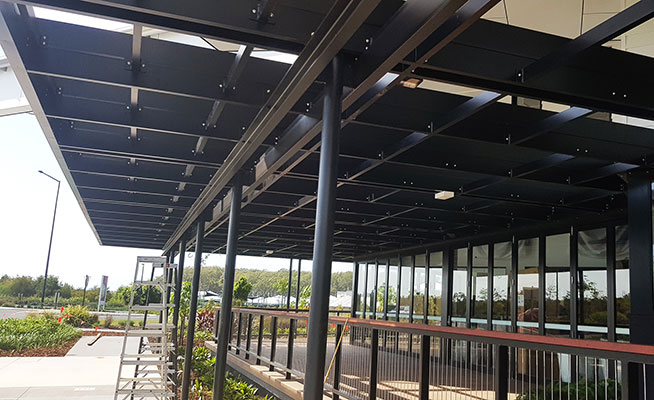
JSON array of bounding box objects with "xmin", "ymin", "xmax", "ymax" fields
[{"xmin": 0, "ymin": 336, "xmax": 80, "ymax": 357}]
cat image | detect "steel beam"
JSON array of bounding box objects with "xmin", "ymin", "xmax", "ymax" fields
[
  {"xmin": 162, "ymin": 0, "xmax": 381, "ymax": 254},
  {"xmin": 213, "ymin": 172, "xmax": 243, "ymax": 400},
  {"xmin": 181, "ymin": 218, "xmax": 205, "ymax": 400},
  {"xmin": 304, "ymin": 57, "xmax": 343, "ymax": 400}
]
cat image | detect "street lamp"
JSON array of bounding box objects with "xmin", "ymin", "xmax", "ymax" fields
[{"xmin": 38, "ymin": 170, "xmax": 60, "ymax": 309}]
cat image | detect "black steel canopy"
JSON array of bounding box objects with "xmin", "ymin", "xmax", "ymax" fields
[{"xmin": 2, "ymin": 0, "xmax": 654, "ymax": 261}]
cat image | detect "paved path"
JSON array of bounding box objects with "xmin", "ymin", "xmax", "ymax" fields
[{"xmin": 0, "ymin": 336, "xmax": 138, "ymax": 399}]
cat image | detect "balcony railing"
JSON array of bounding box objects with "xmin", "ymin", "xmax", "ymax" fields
[{"xmin": 213, "ymin": 307, "xmax": 654, "ymax": 400}]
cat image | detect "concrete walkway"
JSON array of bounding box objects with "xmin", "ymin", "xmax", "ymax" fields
[{"xmin": 0, "ymin": 336, "xmax": 138, "ymax": 400}]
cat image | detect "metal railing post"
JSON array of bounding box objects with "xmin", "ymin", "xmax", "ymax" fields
[
  {"xmin": 286, "ymin": 318, "xmax": 295, "ymax": 379},
  {"xmin": 333, "ymin": 323, "xmax": 343, "ymax": 400},
  {"xmin": 236, "ymin": 312, "xmax": 243, "ymax": 355},
  {"xmin": 213, "ymin": 309, "xmax": 219, "ymax": 344},
  {"xmin": 270, "ymin": 316, "xmax": 278, "ymax": 371},
  {"xmin": 493, "ymin": 344, "xmax": 508, "ymax": 400},
  {"xmin": 256, "ymin": 315, "xmax": 264, "ymax": 365},
  {"xmin": 245, "ymin": 313, "xmax": 253, "ymax": 360},
  {"xmin": 419, "ymin": 335, "xmax": 430, "ymax": 400},
  {"xmin": 369, "ymin": 329, "xmax": 379, "ymax": 400}
]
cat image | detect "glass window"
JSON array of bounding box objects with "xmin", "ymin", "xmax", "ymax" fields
[
  {"xmin": 366, "ymin": 263, "xmax": 376, "ymax": 317},
  {"xmin": 493, "ymin": 242, "xmax": 512, "ymax": 324},
  {"xmin": 545, "ymin": 233, "xmax": 570, "ymax": 333},
  {"xmin": 356, "ymin": 263, "xmax": 366, "ymax": 317},
  {"xmin": 615, "ymin": 225, "xmax": 630, "ymax": 338},
  {"xmin": 376, "ymin": 261, "xmax": 386, "ymax": 317},
  {"xmin": 399, "ymin": 257, "xmax": 412, "ymax": 321},
  {"xmin": 413, "ymin": 254, "xmax": 426, "ymax": 321},
  {"xmin": 452, "ymin": 247, "xmax": 468, "ymax": 318},
  {"xmin": 517, "ymin": 238, "xmax": 539, "ymax": 331},
  {"xmin": 387, "ymin": 258, "xmax": 399, "ymax": 318},
  {"xmin": 428, "ymin": 251, "xmax": 443, "ymax": 325},
  {"xmin": 471, "ymin": 245, "xmax": 489, "ymax": 321},
  {"xmin": 578, "ymin": 228, "xmax": 608, "ymax": 331}
]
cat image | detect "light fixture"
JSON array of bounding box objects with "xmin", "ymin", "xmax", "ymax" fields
[
  {"xmin": 401, "ymin": 78, "xmax": 423, "ymax": 89},
  {"xmin": 434, "ymin": 190, "xmax": 454, "ymax": 200},
  {"xmin": 265, "ymin": 250, "xmax": 274, "ymax": 255}
]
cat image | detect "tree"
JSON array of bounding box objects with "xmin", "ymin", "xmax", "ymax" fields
[
  {"xmin": 233, "ymin": 277, "xmax": 252, "ymax": 306},
  {"xmin": 275, "ymin": 278, "xmax": 289, "ymax": 296}
]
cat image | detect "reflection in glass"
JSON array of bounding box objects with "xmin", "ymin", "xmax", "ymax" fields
[
  {"xmin": 399, "ymin": 256, "xmax": 412, "ymax": 321},
  {"xmin": 518, "ymin": 238, "xmax": 539, "ymax": 330},
  {"xmin": 578, "ymin": 228, "xmax": 608, "ymax": 330},
  {"xmin": 366, "ymin": 263, "xmax": 376, "ymax": 317},
  {"xmin": 413, "ymin": 254, "xmax": 426, "ymax": 321},
  {"xmin": 615, "ymin": 226, "xmax": 630, "ymax": 334},
  {"xmin": 545, "ymin": 233, "xmax": 570, "ymax": 328},
  {"xmin": 428, "ymin": 252, "xmax": 443, "ymax": 325},
  {"xmin": 356, "ymin": 263, "xmax": 366, "ymax": 316},
  {"xmin": 376, "ymin": 261, "xmax": 386, "ymax": 317},
  {"xmin": 493, "ymin": 242, "xmax": 512, "ymax": 324},
  {"xmin": 471, "ymin": 245, "xmax": 489, "ymax": 319},
  {"xmin": 452, "ymin": 247, "xmax": 468, "ymax": 318}
]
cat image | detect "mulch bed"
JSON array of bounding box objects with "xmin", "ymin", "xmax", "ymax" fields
[
  {"xmin": 0, "ymin": 337, "xmax": 79, "ymax": 357},
  {"xmin": 0, "ymin": 329, "xmax": 126, "ymax": 357}
]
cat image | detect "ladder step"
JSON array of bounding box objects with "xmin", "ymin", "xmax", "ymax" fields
[
  {"xmin": 131, "ymin": 304, "xmax": 166, "ymax": 311},
  {"xmin": 126, "ymin": 330, "xmax": 167, "ymax": 337},
  {"xmin": 123, "ymin": 354, "xmax": 167, "ymax": 359},
  {"xmin": 134, "ymin": 280, "xmax": 174, "ymax": 286},
  {"xmin": 116, "ymin": 388, "xmax": 174, "ymax": 395},
  {"xmin": 121, "ymin": 360, "xmax": 173, "ymax": 366},
  {"xmin": 141, "ymin": 323, "xmax": 175, "ymax": 330}
]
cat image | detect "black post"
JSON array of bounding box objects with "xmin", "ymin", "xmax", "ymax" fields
[
  {"xmin": 296, "ymin": 259, "xmax": 302, "ymax": 311},
  {"xmin": 494, "ymin": 344, "xmax": 508, "ymax": 400},
  {"xmin": 245, "ymin": 313, "xmax": 253, "ymax": 360},
  {"xmin": 286, "ymin": 318, "xmax": 295, "ymax": 379},
  {"xmin": 269, "ymin": 316, "xmax": 278, "ymax": 371},
  {"xmin": 256, "ymin": 315, "xmax": 264, "ymax": 365},
  {"xmin": 236, "ymin": 312, "xmax": 242, "ymax": 355},
  {"xmin": 333, "ymin": 323, "xmax": 343, "ymax": 400},
  {"xmin": 627, "ymin": 172, "xmax": 654, "ymax": 398},
  {"xmin": 303, "ymin": 56, "xmax": 342, "ymax": 400},
  {"xmin": 39, "ymin": 172, "xmax": 60, "ymax": 308},
  {"xmin": 351, "ymin": 261, "xmax": 358, "ymax": 317},
  {"xmin": 369, "ymin": 329, "xmax": 379, "ymax": 400},
  {"xmin": 181, "ymin": 218, "xmax": 205, "ymax": 400},
  {"xmin": 81, "ymin": 275, "xmax": 89, "ymax": 307},
  {"xmin": 172, "ymin": 240, "xmax": 186, "ymax": 376},
  {"xmin": 212, "ymin": 172, "xmax": 243, "ymax": 400},
  {"xmin": 287, "ymin": 257, "xmax": 293, "ymax": 310},
  {"xmin": 418, "ymin": 335, "xmax": 430, "ymax": 400}
]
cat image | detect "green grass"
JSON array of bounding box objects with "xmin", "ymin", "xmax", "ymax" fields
[{"xmin": 0, "ymin": 316, "xmax": 81, "ymax": 351}]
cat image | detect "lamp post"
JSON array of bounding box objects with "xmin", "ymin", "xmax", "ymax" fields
[{"xmin": 39, "ymin": 170, "xmax": 60, "ymax": 309}]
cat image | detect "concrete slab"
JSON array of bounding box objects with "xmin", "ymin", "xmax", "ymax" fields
[
  {"xmin": 6, "ymin": 385, "xmax": 115, "ymax": 400},
  {"xmin": 66, "ymin": 336, "xmax": 139, "ymax": 357},
  {"xmin": 0, "ymin": 356, "xmax": 122, "ymax": 388}
]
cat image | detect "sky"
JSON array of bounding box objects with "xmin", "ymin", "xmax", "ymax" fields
[{"xmin": 0, "ymin": 112, "xmax": 350, "ymax": 290}]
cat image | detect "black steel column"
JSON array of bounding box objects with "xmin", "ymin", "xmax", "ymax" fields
[
  {"xmin": 173, "ymin": 240, "xmax": 186, "ymax": 343},
  {"xmin": 303, "ymin": 56, "xmax": 342, "ymax": 400},
  {"xmin": 351, "ymin": 261, "xmax": 358, "ymax": 317},
  {"xmin": 570, "ymin": 227, "xmax": 579, "ymax": 339},
  {"xmin": 213, "ymin": 172, "xmax": 243, "ymax": 400},
  {"xmin": 296, "ymin": 259, "xmax": 302, "ymax": 311},
  {"xmin": 606, "ymin": 226, "xmax": 616, "ymax": 342},
  {"xmin": 627, "ymin": 172, "xmax": 654, "ymax": 398},
  {"xmin": 372, "ymin": 260, "xmax": 379, "ymax": 319},
  {"xmin": 441, "ymin": 248, "xmax": 452, "ymax": 327},
  {"xmin": 424, "ymin": 251, "xmax": 430, "ymax": 324},
  {"xmin": 362, "ymin": 262, "xmax": 369, "ymax": 318},
  {"xmin": 510, "ymin": 237, "xmax": 518, "ymax": 332},
  {"xmin": 181, "ymin": 219, "xmax": 205, "ymax": 400},
  {"xmin": 286, "ymin": 257, "xmax": 293, "ymax": 310},
  {"xmin": 538, "ymin": 235, "xmax": 546, "ymax": 335}
]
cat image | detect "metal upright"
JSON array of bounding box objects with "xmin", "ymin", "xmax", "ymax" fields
[
  {"xmin": 114, "ymin": 256, "xmax": 177, "ymax": 399},
  {"xmin": 181, "ymin": 220, "xmax": 205, "ymax": 400},
  {"xmin": 213, "ymin": 172, "xmax": 243, "ymax": 400},
  {"xmin": 303, "ymin": 56, "xmax": 343, "ymax": 400}
]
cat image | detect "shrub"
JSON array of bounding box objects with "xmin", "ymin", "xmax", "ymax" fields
[
  {"xmin": 62, "ymin": 305, "xmax": 98, "ymax": 327},
  {"xmin": 0, "ymin": 316, "xmax": 81, "ymax": 351},
  {"xmin": 196, "ymin": 309, "xmax": 214, "ymax": 332},
  {"xmin": 516, "ymin": 378, "xmax": 620, "ymax": 400},
  {"xmin": 194, "ymin": 330, "xmax": 213, "ymax": 342}
]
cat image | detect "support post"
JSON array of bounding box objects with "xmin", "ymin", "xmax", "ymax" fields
[
  {"xmin": 256, "ymin": 315, "xmax": 264, "ymax": 365},
  {"xmin": 369, "ymin": 329, "xmax": 379, "ymax": 400},
  {"xmin": 494, "ymin": 344, "xmax": 509, "ymax": 400},
  {"xmin": 285, "ymin": 318, "xmax": 295, "ymax": 379},
  {"xmin": 351, "ymin": 261, "xmax": 358, "ymax": 317},
  {"xmin": 296, "ymin": 259, "xmax": 302, "ymax": 311},
  {"xmin": 333, "ymin": 323, "xmax": 343, "ymax": 400},
  {"xmin": 181, "ymin": 219, "xmax": 205, "ymax": 400},
  {"xmin": 419, "ymin": 335, "xmax": 430, "ymax": 400},
  {"xmin": 212, "ymin": 172, "xmax": 243, "ymax": 400},
  {"xmin": 303, "ymin": 56, "xmax": 343, "ymax": 400},
  {"xmin": 269, "ymin": 316, "xmax": 278, "ymax": 371},
  {"xmin": 627, "ymin": 172, "xmax": 654, "ymax": 398},
  {"xmin": 287, "ymin": 257, "xmax": 294, "ymax": 310},
  {"xmin": 245, "ymin": 313, "xmax": 253, "ymax": 360}
]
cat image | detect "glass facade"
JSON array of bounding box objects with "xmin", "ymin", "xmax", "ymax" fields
[{"xmin": 353, "ymin": 220, "xmax": 633, "ymax": 342}]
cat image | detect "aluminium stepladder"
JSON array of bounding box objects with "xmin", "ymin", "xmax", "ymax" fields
[{"xmin": 114, "ymin": 256, "xmax": 178, "ymax": 399}]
